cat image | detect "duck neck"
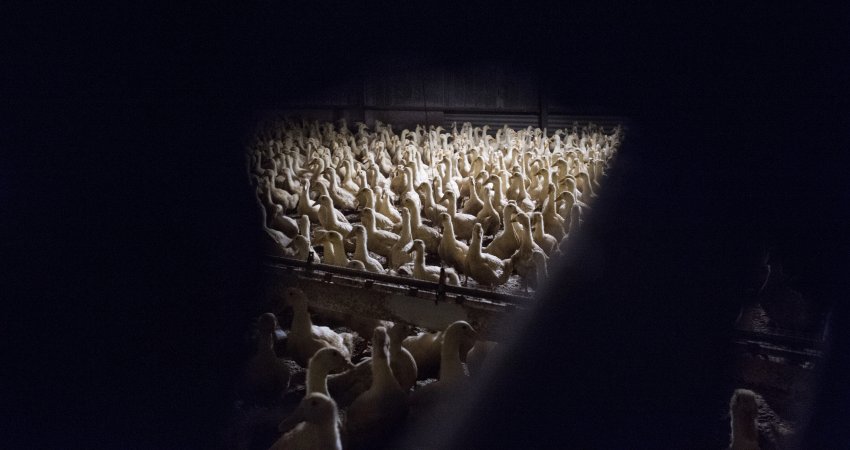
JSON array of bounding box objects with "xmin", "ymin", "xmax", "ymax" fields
[
  {"xmin": 395, "ymin": 214, "xmax": 410, "ymax": 243},
  {"xmin": 470, "ymin": 233, "xmax": 482, "ymax": 257},
  {"xmin": 521, "ymin": 220, "xmax": 533, "ymax": 252},
  {"xmin": 483, "ymin": 192, "xmax": 495, "ymax": 215},
  {"xmin": 331, "ymin": 239, "xmax": 347, "ymax": 264},
  {"xmin": 440, "ymin": 334, "xmax": 465, "ymax": 382},
  {"xmin": 291, "ymin": 303, "xmax": 312, "ymax": 336},
  {"xmin": 731, "ymin": 414, "xmax": 758, "ymax": 446},
  {"xmin": 409, "ymin": 204, "xmax": 423, "ymax": 227},
  {"xmin": 423, "ymin": 186, "xmax": 435, "ymax": 208},
  {"xmin": 468, "ymin": 179, "xmax": 480, "ymax": 203},
  {"xmin": 298, "ymin": 186, "xmax": 311, "ymax": 213},
  {"xmin": 364, "ymin": 214, "xmax": 378, "ymax": 234},
  {"xmin": 361, "ymin": 190, "xmax": 375, "ymax": 209},
  {"xmin": 299, "ymin": 218, "xmax": 311, "ymax": 239},
  {"xmin": 544, "ymin": 190, "xmax": 556, "ymax": 215},
  {"xmin": 371, "ymin": 352, "xmax": 397, "ymax": 390},
  {"xmin": 343, "ymin": 160, "xmax": 355, "ymax": 183},
  {"xmin": 533, "ymin": 219, "xmax": 545, "ymax": 242},
  {"xmin": 353, "ymin": 233, "xmax": 369, "ymax": 261},
  {"xmin": 445, "ymin": 195, "xmax": 457, "ymax": 216},
  {"xmin": 306, "ymin": 361, "xmax": 332, "ymax": 396},
  {"xmin": 443, "ymin": 219, "xmax": 457, "ymax": 243},
  {"xmin": 413, "ymin": 249, "xmax": 426, "ymax": 270},
  {"xmin": 322, "ymin": 204, "xmax": 339, "ymax": 228}
]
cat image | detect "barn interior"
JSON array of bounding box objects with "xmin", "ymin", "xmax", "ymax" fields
[{"xmin": 7, "ymin": 1, "xmax": 850, "ymax": 449}]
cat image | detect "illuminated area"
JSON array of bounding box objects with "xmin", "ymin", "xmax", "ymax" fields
[
  {"xmin": 249, "ymin": 118, "xmax": 622, "ymax": 293},
  {"xmin": 232, "ymin": 117, "xmax": 624, "ymax": 448}
]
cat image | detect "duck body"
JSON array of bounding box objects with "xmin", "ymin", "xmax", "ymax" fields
[
  {"xmin": 484, "ymin": 203, "xmax": 520, "ymax": 259},
  {"xmin": 407, "ymin": 240, "xmax": 460, "ymax": 286},
  {"xmin": 360, "ymin": 208, "xmax": 399, "ymax": 258},
  {"xmin": 466, "ymin": 223, "xmax": 513, "ymax": 287},
  {"xmin": 345, "ymin": 327, "xmax": 409, "ymax": 449},
  {"xmin": 284, "ymin": 288, "xmax": 354, "ymax": 367},
  {"xmin": 437, "ymin": 212, "xmax": 468, "ymax": 275},
  {"xmin": 388, "ymin": 207, "xmax": 415, "ymax": 271},
  {"xmin": 409, "ymin": 321, "xmax": 476, "ymax": 416},
  {"xmin": 346, "ymin": 225, "xmax": 385, "ymax": 273},
  {"xmin": 402, "ymin": 197, "xmax": 442, "ymax": 254}
]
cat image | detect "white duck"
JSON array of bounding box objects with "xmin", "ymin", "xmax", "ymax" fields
[
  {"xmin": 438, "ymin": 190, "xmax": 476, "ymax": 240},
  {"xmin": 388, "ymin": 207, "xmax": 415, "ymax": 271},
  {"xmin": 306, "ymin": 347, "xmax": 355, "ymax": 397},
  {"xmin": 354, "ymin": 187, "xmax": 395, "ymax": 231},
  {"xmin": 526, "ymin": 249, "xmax": 549, "ymax": 291},
  {"xmin": 313, "ymin": 230, "xmax": 349, "ymax": 267},
  {"xmin": 375, "ymin": 186, "xmax": 402, "ymax": 224},
  {"xmin": 258, "ymin": 200, "xmax": 292, "ymax": 254},
  {"xmin": 387, "ymin": 322, "xmax": 418, "ymax": 393},
  {"xmin": 272, "ymin": 393, "xmax": 342, "ymax": 450},
  {"xmin": 506, "ymin": 171, "xmax": 536, "ymax": 212},
  {"xmin": 484, "ymin": 202, "xmax": 520, "ymax": 259},
  {"xmin": 266, "ymin": 202, "xmax": 299, "ymax": 238},
  {"xmin": 541, "ymin": 183, "xmax": 566, "ymax": 241},
  {"xmin": 417, "ymin": 181, "xmax": 448, "ymax": 223},
  {"xmin": 530, "ymin": 211, "xmax": 558, "ymax": 255},
  {"xmin": 402, "ymin": 197, "xmax": 442, "ymax": 255},
  {"xmin": 476, "ymin": 186, "xmax": 502, "ymax": 237},
  {"xmin": 465, "ymin": 223, "xmax": 513, "ymax": 288},
  {"xmin": 729, "ymin": 389, "xmax": 760, "ymax": 450},
  {"xmin": 460, "ymin": 176, "xmax": 484, "ymax": 216},
  {"xmin": 283, "ymin": 287, "xmax": 354, "ymax": 367},
  {"xmin": 267, "ymin": 175, "xmax": 299, "ymax": 211},
  {"xmin": 321, "ymin": 168, "xmax": 358, "ymax": 211},
  {"xmin": 409, "ymin": 321, "xmax": 477, "ymax": 413},
  {"xmin": 346, "ymin": 224, "xmax": 385, "ymax": 273},
  {"xmin": 465, "ymin": 339, "xmax": 498, "ymax": 378},
  {"xmin": 317, "ymin": 195, "xmax": 353, "ymax": 236},
  {"xmin": 406, "ymin": 239, "xmax": 460, "ymax": 285},
  {"xmin": 241, "ymin": 313, "xmax": 291, "ymax": 403},
  {"xmin": 360, "ymin": 207, "xmax": 399, "ymax": 259},
  {"xmin": 437, "ymin": 212, "xmax": 468, "ymax": 276},
  {"xmin": 345, "ymin": 327, "xmax": 409, "ymax": 449},
  {"xmin": 286, "ymin": 235, "xmax": 321, "ymax": 264},
  {"xmin": 296, "ymin": 179, "xmax": 321, "ymax": 223}
]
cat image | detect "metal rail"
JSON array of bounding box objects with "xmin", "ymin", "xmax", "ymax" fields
[
  {"xmin": 263, "ymin": 256, "xmax": 528, "ymax": 339},
  {"xmin": 264, "ymin": 254, "xmax": 535, "ymax": 305}
]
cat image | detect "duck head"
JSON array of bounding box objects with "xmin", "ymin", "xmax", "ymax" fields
[
  {"xmin": 283, "ymin": 287, "xmax": 309, "ymax": 311},
  {"xmin": 257, "ymin": 312, "xmax": 278, "ymax": 333},
  {"xmin": 439, "ymin": 190, "xmax": 456, "ymax": 204},
  {"xmin": 318, "ymin": 194, "xmax": 333, "ymax": 208},
  {"xmin": 405, "ymin": 239, "xmax": 425, "ymax": 255},
  {"xmin": 438, "ymin": 212, "xmax": 452, "ymax": 230},
  {"xmin": 445, "ymin": 320, "xmax": 477, "ymax": 342},
  {"xmin": 345, "ymin": 224, "xmax": 366, "ymax": 242},
  {"xmin": 311, "ymin": 347, "xmax": 355, "ymax": 373},
  {"xmin": 278, "ymin": 393, "xmax": 338, "ymax": 433}
]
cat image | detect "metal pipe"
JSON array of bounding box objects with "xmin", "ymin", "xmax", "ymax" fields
[{"xmin": 265, "ymin": 255, "xmax": 534, "ymax": 305}]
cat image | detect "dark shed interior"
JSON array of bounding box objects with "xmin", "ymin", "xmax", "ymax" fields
[{"xmin": 5, "ymin": 1, "xmax": 850, "ymax": 448}]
